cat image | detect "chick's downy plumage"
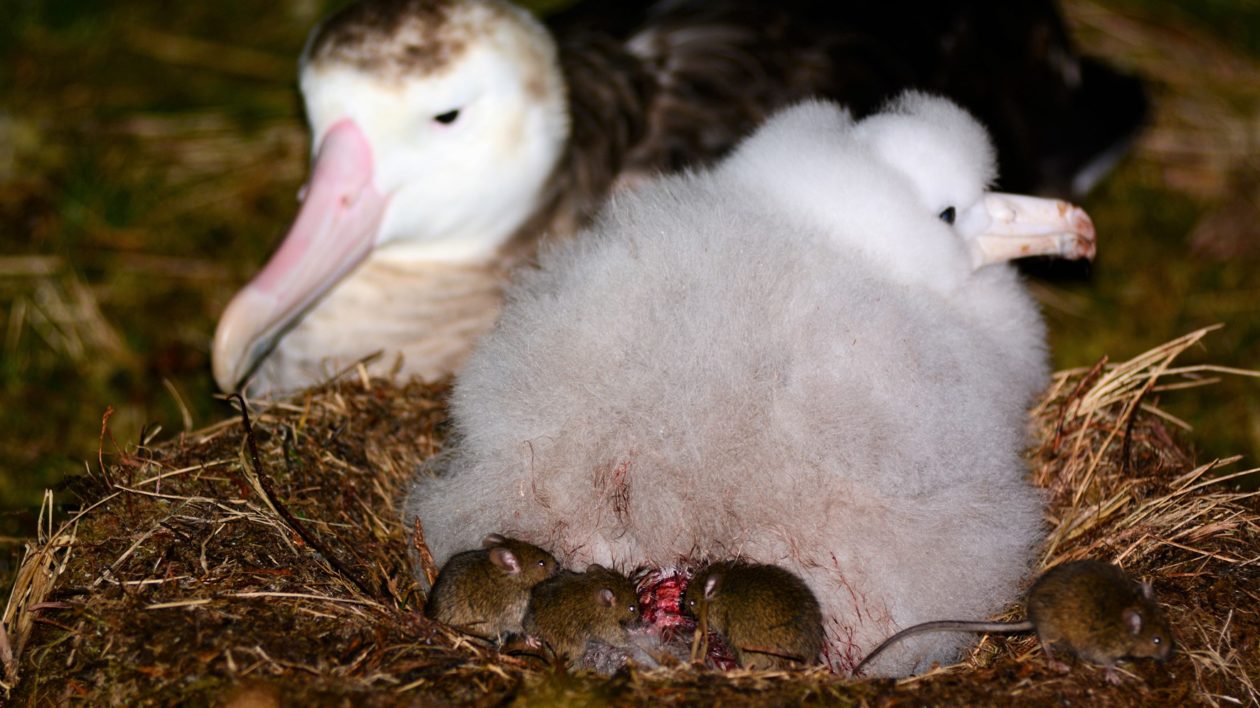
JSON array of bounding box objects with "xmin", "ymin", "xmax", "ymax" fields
[{"xmin": 405, "ymin": 93, "xmax": 1078, "ymax": 675}]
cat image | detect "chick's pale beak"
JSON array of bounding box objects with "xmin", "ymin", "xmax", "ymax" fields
[
  {"xmin": 970, "ymin": 192, "xmax": 1096, "ymax": 268},
  {"xmin": 212, "ymin": 119, "xmax": 388, "ymax": 392}
]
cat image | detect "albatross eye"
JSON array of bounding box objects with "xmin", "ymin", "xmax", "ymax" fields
[
  {"xmin": 434, "ymin": 109, "xmax": 460, "ymax": 125},
  {"xmin": 938, "ymin": 206, "xmax": 956, "ymax": 225}
]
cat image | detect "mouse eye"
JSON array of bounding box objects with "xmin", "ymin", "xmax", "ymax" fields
[
  {"xmin": 938, "ymin": 206, "xmax": 956, "ymax": 225},
  {"xmin": 434, "ymin": 109, "xmax": 460, "ymax": 125},
  {"xmin": 1152, "ymin": 636, "xmax": 1162, "ymax": 644}
]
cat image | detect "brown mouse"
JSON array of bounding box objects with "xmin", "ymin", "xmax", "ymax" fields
[
  {"xmin": 521, "ymin": 564, "xmax": 642, "ymax": 665},
  {"xmin": 685, "ymin": 561, "xmax": 824, "ymax": 670},
  {"xmin": 423, "ymin": 534, "xmax": 558, "ymax": 641},
  {"xmin": 854, "ymin": 559, "xmax": 1173, "ymax": 682}
]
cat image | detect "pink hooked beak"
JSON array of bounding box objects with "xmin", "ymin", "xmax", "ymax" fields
[
  {"xmin": 970, "ymin": 193, "xmax": 1096, "ymax": 268},
  {"xmin": 212, "ymin": 119, "xmax": 389, "ymax": 392}
]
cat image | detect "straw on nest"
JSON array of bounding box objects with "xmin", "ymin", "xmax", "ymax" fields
[{"xmin": 2, "ymin": 328, "xmax": 1257, "ymax": 705}]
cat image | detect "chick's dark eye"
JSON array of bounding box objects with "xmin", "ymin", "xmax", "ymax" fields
[
  {"xmin": 938, "ymin": 206, "xmax": 956, "ymax": 225},
  {"xmin": 433, "ymin": 109, "xmax": 460, "ymax": 125}
]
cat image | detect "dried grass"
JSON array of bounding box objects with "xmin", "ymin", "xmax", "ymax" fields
[
  {"xmin": 2, "ymin": 331, "xmax": 1256, "ymax": 705},
  {"xmin": 0, "ymin": 256, "xmax": 133, "ymax": 368},
  {"xmin": 1064, "ymin": 0, "xmax": 1260, "ymax": 262},
  {"xmin": 1065, "ymin": 0, "xmax": 1260, "ymax": 201}
]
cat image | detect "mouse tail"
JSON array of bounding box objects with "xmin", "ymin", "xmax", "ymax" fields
[{"xmin": 853, "ymin": 619, "xmax": 1035, "ymax": 676}]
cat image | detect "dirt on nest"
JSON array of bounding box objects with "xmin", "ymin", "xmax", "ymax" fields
[{"xmin": 2, "ymin": 328, "xmax": 1258, "ymax": 705}]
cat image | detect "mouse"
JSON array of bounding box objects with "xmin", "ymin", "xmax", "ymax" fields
[
  {"xmin": 423, "ymin": 534, "xmax": 558, "ymax": 641},
  {"xmin": 685, "ymin": 561, "xmax": 825, "ymax": 671},
  {"xmin": 854, "ymin": 559, "xmax": 1173, "ymax": 682},
  {"xmin": 521, "ymin": 564, "xmax": 644, "ymax": 666}
]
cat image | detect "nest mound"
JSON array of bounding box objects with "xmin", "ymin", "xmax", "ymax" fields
[{"xmin": 3, "ymin": 328, "xmax": 1257, "ymax": 705}]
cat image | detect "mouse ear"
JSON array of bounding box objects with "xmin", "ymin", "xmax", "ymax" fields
[
  {"xmin": 489, "ymin": 547, "xmax": 522, "ymax": 574},
  {"xmin": 1123, "ymin": 607, "xmax": 1144, "ymax": 635},
  {"xmin": 703, "ymin": 572, "xmax": 723, "ymax": 600},
  {"xmin": 481, "ymin": 533, "xmax": 506, "ymax": 548},
  {"xmin": 585, "ymin": 563, "xmax": 607, "ymax": 574},
  {"xmin": 598, "ymin": 587, "xmax": 616, "ymax": 608}
]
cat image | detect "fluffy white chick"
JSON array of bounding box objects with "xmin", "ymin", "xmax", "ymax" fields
[{"xmin": 404, "ymin": 92, "xmax": 1095, "ymax": 676}]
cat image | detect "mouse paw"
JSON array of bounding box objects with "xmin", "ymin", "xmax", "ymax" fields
[
  {"xmin": 1104, "ymin": 666, "xmax": 1124, "ymax": 685},
  {"xmin": 1046, "ymin": 658, "xmax": 1072, "ymax": 674}
]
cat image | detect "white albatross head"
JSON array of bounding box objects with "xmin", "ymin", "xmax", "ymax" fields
[
  {"xmin": 721, "ymin": 92, "xmax": 1095, "ymax": 292},
  {"xmin": 212, "ymin": 0, "xmax": 568, "ymax": 392}
]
